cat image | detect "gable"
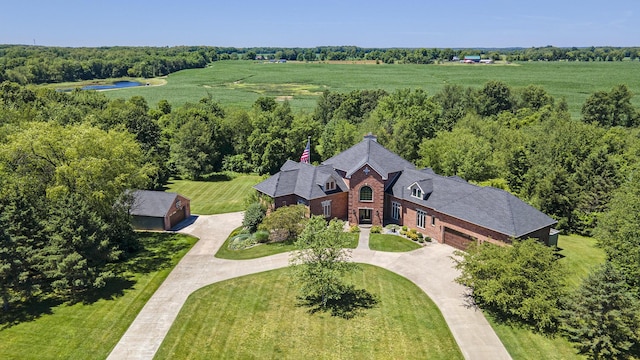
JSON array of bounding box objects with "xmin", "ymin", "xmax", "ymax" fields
[{"xmin": 323, "ymin": 136, "xmax": 414, "ymax": 179}]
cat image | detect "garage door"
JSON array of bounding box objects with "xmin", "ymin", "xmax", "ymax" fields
[
  {"xmin": 168, "ymin": 207, "xmax": 186, "ymax": 229},
  {"xmin": 443, "ymin": 228, "xmax": 476, "ymax": 251}
]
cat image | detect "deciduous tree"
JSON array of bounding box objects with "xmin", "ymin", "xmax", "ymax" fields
[
  {"xmin": 290, "ymin": 216, "xmax": 357, "ymax": 306},
  {"xmin": 455, "ymin": 239, "xmax": 565, "ymax": 332}
]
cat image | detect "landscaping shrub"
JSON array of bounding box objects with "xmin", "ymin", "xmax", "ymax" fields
[
  {"xmin": 228, "ymin": 233, "xmax": 257, "ymax": 250},
  {"xmin": 349, "ymin": 225, "xmax": 361, "ymax": 233},
  {"xmin": 370, "ymin": 225, "xmax": 383, "ymax": 233},
  {"xmin": 243, "ymin": 202, "xmax": 266, "ymax": 232},
  {"xmin": 386, "ymin": 224, "xmax": 400, "ymax": 233},
  {"xmin": 402, "ymin": 226, "xmax": 408, "ymax": 232},
  {"xmin": 260, "ymin": 204, "xmax": 307, "ymax": 242},
  {"xmin": 252, "ymin": 230, "xmax": 270, "ymax": 243},
  {"xmin": 425, "ymin": 236, "xmax": 432, "ymax": 242},
  {"xmin": 417, "ymin": 232, "xmax": 424, "ymax": 240}
]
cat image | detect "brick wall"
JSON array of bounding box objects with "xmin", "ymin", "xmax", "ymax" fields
[
  {"xmin": 348, "ymin": 165, "xmax": 385, "ymax": 225},
  {"xmin": 273, "ymin": 195, "xmax": 297, "ymax": 209},
  {"xmin": 388, "ymin": 195, "xmax": 546, "ymax": 246},
  {"xmin": 309, "ymin": 192, "xmax": 349, "ymax": 220}
]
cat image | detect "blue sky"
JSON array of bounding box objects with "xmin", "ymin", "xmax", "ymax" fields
[{"xmin": 1, "ymin": 0, "xmax": 638, "ymax": 48}]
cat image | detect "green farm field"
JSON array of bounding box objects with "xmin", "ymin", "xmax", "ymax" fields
[{"xmin": 104, "ymin": 61, "xmax": 640, "ymax": 117}]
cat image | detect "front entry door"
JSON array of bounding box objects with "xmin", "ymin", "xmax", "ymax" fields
[{"xmin": 359, "ymin": 208, "xmax": 372, "ymax": 224}]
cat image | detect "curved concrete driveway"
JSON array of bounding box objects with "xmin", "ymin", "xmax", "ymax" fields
[{"xmin": 108, "ymin": 214, "xmax": 510, "ymax": 360}]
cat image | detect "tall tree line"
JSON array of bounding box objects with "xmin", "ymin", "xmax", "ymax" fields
[{"xmin": 3, "ymin": 45, "xmax": 640, "ymax": 85}]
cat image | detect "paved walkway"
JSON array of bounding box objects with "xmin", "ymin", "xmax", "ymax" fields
[{"xmin": 108, "ymin": 215, "xmax": 510, "ymax": 360}]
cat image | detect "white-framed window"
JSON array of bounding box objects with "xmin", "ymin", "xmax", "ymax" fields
[
  {"xmin": 359, "ymin": 186, "xmax": 373, "ymax": 202},
  {"xmin": 326, "ymin": 180, "xmax": 336, "ymax": 191},
  {"xmin": 322, "ymin": 200, "xmax": 332, "ymax": 218},
  {"xmin": 411, "ymin": 187, "xmax": 422, "ymax": 199},
  {"xmin": 391, "ymin": 201, "xmax": 401, "ymax": 220},
  {"xmin": 417, "ymin": 209, "xmax": 426, "ymax": 229},
  {"xmin": 431, "ymin": 215, "xmax": 436, "ymax": 226}
]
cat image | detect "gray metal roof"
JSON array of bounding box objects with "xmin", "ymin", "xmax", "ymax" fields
[{"xmin": 130, "ymin": 190, "xmax": 180, "ymax": 217}]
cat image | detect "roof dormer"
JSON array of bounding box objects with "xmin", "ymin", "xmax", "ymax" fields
[{"xmin": 408, "ymin": 179, "xmax": 433, "ymax": 200}]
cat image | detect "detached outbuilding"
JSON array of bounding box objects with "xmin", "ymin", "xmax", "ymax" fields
[{"xmin": 130, "ymin": 190, "xmax": 191, "ymax": 231}]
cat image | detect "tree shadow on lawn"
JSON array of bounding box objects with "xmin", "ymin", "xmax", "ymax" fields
[
  {"xmin": 117, "ymin": 232, "xmax": 192, "ymax": 275},
  {"xmin": 0, "ymin": 297, "xmax": 63, "ymax": 330},
  {"xmin": 298, "ymin": 287, "xmax": 379, "ymax": 319},
  {"xmin": 0, "ymin": 232, "xmax": 191, "ymax": 328}
]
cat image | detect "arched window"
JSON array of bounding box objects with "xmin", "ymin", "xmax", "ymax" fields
[{"xmin": 359, "ymin": 186, "xmax": 373, "ymax": 202}]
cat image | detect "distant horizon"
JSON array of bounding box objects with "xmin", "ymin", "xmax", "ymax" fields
[
  {"xmin": 2, "ymin": 44, "xmax": 637, "ymax": 50},
  {"xmin": 2, "ymin": 1, "xmax": 639, "ymax": 49}
]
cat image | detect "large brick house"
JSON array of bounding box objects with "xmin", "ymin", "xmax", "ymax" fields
[{"xmin": 254, "ymin": 134, "xmax": 557, "ymax": 250}]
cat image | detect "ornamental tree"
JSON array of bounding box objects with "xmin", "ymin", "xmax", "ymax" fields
[{"xmin": 290, "ymin": 216, "xmax": 357, "ymax": 307}]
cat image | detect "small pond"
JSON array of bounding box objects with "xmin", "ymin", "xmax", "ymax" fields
[{"xmin": 82, "ymin": 81, "xmax": 144, "ymax": 90}]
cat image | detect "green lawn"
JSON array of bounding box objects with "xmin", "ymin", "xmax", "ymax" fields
[
  {"xmin": 215, "ymin": 228, "xmax": 359, "ymax": 260},
  {"xmin": 155, "ymin": 264, "xmax": 463, "ymax": 360},
  {"xmin": 369, "ymin": 233, "xmax": 423, "ymax": 252},
  {"xmin": 103, "ymin": 61, "xmax": 640, "ymax": 118},
  {"xmin": 490, "ymin": 234, "xmax": 606, "ymax": 360},
  {"xmin": 557, "ymin": 234, "xmax": 607, "ymax": 288},
  {"xmin": 0, "ymin": 232, "xmax": 197, "ymax": 360},
  {"xmin": 164, "ymin": 174, "xmax": 263, "ymax": 215}
]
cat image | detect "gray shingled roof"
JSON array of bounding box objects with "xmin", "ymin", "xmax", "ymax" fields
[
  {"xmin": 322, "ymin": 135, "xmax": 414, "ymax": 179},
  {"xmin": 253, "ymin": 160, "xmax": 347, "ymax": 200},
  {"xmin": 130, "ymin": 190, "xmax": 179, "ymax": 217},
  {"xmin": 391, "ymin": 168, "xmax": 557, "ymax": 237},
  {"xmin": 254, "ymin": 136, "xmax": 556, "ymax": 238}
]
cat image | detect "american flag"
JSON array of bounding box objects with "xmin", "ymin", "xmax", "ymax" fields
[{"xmin": 300, "ymin": 137, "xmax": 310, "ymax": 163}]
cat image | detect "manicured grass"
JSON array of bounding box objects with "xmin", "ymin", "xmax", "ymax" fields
[
  {"xmin": 104, "ymin": 61, "xmax": 640, "ymax": 118},
  {"xmin": 557, "ymin": 233, "xmax": 607, "ymax": 288},
  {"xmin": 488, "ymin": 316, "xmax": 583, "ymax": 360},
  {"xmin": 164, "ymin": 174, "xmax": 263, "ymax": 215},
  {"xmin": 215, "ymin": 228, "xmax": 359, "ymax": 260},
  {"xmin": 155, "ymin": 265, "xmax": 463, "ymax": 360},
  {"xmin": 369, "ymin": 233, "xmax": 423, "ymax": 252},
  {"xmin": 490, "ymin": 234, "xmax": 605, "ymax": 360},
  {"xmin": 0, "ymin": 232, "xmax": 197, "ymax": 360}
]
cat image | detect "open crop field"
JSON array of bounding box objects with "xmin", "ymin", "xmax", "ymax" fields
[{"xmin": 105, "ymin": 61, "xmax": 640, "ymax": 118}]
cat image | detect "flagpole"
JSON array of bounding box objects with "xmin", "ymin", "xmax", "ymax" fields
[{"xmin": 300, "ymin": 136, "xmax": 311, "ymax": 164}]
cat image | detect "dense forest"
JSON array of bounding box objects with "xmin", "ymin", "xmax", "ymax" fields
[{"xmin": 2, "ymin": 44, "xmax": 640, "ymax": 85}]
